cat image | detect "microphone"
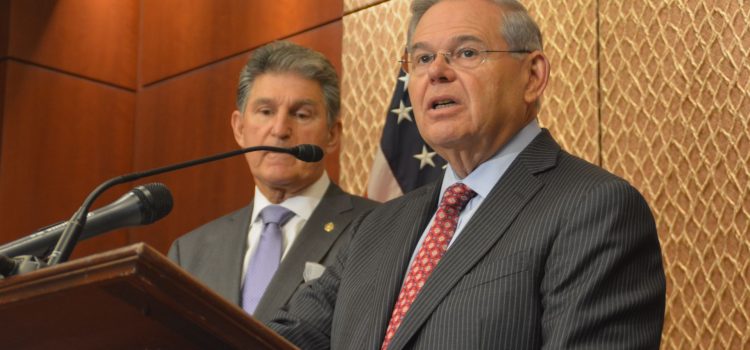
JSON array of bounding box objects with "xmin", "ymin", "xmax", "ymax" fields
[
  {"xmin": 290, "ymin": 144, "xmax": 324, "ymax": 162},
  {"xmin": 45, "ymin": 144, "xmax": 324, "ymax": 266},
  {"xmin": 0, "ymin": 183, "xmax": 173, "ymax": 258}
]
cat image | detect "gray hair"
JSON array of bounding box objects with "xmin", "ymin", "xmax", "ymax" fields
[
  {"xmin": 407, "ymin": 0, "xmax": 543, "ymax": 53},
  {"xmin": 236, "ymin": 41, "xmax": 340, "ymax": 126}
]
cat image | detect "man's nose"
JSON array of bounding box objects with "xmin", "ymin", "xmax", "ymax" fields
[
  {"xmin": 427, "ymin": 53, "xmax": 456, "ymax": 82},
  {"xmin": 270, "ymin": 114, "xmax": 292, "ymax": 138}
]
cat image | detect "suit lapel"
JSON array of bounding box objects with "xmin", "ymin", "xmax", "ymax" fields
[
  {"xmin": 217, "ymin": 205, "xmax": 253, "ymax": 304},
  {"xmin": 253, "ymin": 183, "xmax": 356, "ymax": 320},
  {"xmin": 366, "ymin": 183, "xmax": 441, "ymax": 349},
  {"xmin": 388, "ymin": 130, "xmax": 560, "ymax": 349}
]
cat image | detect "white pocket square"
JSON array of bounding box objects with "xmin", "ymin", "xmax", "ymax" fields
[{"xmin": 303, "ymin": 262, "xmax": 326, "ymax": 283}]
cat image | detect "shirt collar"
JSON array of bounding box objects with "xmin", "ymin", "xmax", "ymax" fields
[
  {"xmin": 251, "ymin": 172, "xmax": 331, "ymax": 223},
  {"xmin": 442, "ymin": 119, "xmax": 541, "ymax": 199}
]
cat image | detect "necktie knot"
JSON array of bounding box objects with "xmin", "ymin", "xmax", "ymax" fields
[
  {"xmin": 260, "ymin": 205, "xmax": 294, "ymax": 227},
  {"xmin": 440, "ymin": 183, "xmax": 476, "ymax": 211}
]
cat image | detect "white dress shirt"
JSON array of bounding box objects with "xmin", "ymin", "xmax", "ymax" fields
[{"xmin": 240, "ymin": 173, "xmax": 330, "ymax": 285}]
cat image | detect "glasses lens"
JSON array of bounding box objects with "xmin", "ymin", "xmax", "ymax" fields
[
  {"xmin": 402, "ymin": 48, "xmax": 510, "ymax": 74},
  {"xmin": 452, "ymin": 48, "xmax": 483, "ymax": 69}
]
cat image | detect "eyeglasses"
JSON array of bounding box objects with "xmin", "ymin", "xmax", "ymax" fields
[{"xmin": 400, "ymin": 47, "xmax": 531, "ymax": 75}]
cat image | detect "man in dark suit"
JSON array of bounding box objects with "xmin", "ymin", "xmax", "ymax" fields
[
  {"xmin": 168, "ymin": 42, "xmax": 377, "ymax": 323},
  {"xmin": 266, "ymin": 0, "xmax": 666, "ymax": 349}
]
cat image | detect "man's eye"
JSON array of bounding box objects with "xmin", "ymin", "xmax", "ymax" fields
[
  {"xmin": 415, "ymin": 53, "xmax": 435, "ymax": 65},
  {"xmin": 259, "ymin": 108, "xmax": 273, "ymax": 116},
  {"xmin": 456, "ymin": 48, "xmax": 480, "ymax": 59}
]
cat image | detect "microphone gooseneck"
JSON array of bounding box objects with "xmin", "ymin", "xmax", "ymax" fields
[{"xmin": 45, "ymin": 144, "xmax": 322, "ymax": 266}]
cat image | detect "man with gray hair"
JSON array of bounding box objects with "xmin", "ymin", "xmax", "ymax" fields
[
  {"xmin": 267, "ymin": 0, "xmax": 665, "ymax": 349},
  {"xmin": 168, "ymin": 41, "xmax": 377, "ymax": 323}
]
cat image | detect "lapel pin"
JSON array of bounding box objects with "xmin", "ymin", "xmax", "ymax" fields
[{"xmin": 324, "ymin": 222, "xmax": 335, "ymax": 232}]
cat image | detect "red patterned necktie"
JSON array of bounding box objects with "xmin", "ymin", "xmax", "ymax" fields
[{"xmin": 381, "ymin": 183, "xmax": 476, "ymax": 349}]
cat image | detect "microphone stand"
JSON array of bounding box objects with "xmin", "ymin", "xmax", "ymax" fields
[{"xmin": 46, "ymin": 145, "xmax": 301, "ymax": 266}]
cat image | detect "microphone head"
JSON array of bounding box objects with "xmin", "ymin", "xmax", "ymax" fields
[
  {"xmin": 291, "ymin": 144, "xmax": 324, "ymax": 163},
  {"xmin": 131, "ymin": 183, "xmax": 174, "ymax": 224}
]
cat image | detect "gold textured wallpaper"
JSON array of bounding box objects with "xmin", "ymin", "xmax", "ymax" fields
[
  {"xmin": 344, "ymin": 0, "xmax": 387, "ymax": 13},
  {"xmin": 599, "ymin": 2, "xmax": 750, "ymax": 349},
  {"xmin": 341, "ymin": 0, "xmax": 412, "ymax": 195},
  {"xmin": 341, "ymin": 0, "xmax": 750, "ymax": 349}
]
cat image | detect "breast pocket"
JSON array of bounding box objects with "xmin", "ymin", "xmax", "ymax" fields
[{"xmin": 452, "ymin": 250, "xmax": 529, "ymax": 293}]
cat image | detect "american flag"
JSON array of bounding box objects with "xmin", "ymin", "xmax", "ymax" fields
[{"xmin": 367, "ymin": 68, "xmax": 446, "ymax": 202}]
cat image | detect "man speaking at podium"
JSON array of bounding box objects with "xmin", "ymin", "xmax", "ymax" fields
[
  {"xmin": 267, "ymin": 0, "xmax": 666, "ymax": 349},
  {"xmin": 168, "ymin": 41, "xmax": 377, "ymax": 323}
]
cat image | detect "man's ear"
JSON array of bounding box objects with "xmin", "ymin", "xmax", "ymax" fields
[
  {"xmin": 524, "ymin": 51, "xmax": 550, "ymax": 104},
  {"xmin": 325, "ymin": 120, "xmax": 343, "ymax": 154},
  {"xmin": 230, "ymin": 110, "xmax": 246, "ymax": 147}
]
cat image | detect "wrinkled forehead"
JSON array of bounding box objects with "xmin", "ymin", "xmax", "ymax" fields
[
  {"xmin": 410, "ymin": 0, "xmax": 506, "ymax": 50},
  {"xmin": 246, "ymin": 73, "xmax": 326, "ymax": 106}
]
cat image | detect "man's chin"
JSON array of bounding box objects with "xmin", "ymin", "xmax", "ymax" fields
[
  {"xmin": 254, "ymin": 162, "xmax": 316, "ymax": 180},
  {"xmin": 254, "ymin": 171, "xmax": 322, "ymax": 193}
]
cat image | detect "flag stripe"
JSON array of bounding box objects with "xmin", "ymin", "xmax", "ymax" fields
[{"xmin": 367, "ymin": 147, "xmax": 403, "ymax": 202}]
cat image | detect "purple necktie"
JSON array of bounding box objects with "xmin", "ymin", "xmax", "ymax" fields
[{"xmin": 242, "ymin": 205, "xmax": 294, "ymax": 314}]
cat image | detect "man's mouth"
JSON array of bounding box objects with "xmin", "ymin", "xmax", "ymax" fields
[
  {"xmin": 432, "ymin": 99, "xmax": 457, "ymax": 109},
  {"xmin": 264, "ymin": 151, "xmax": 295, "ymax": 159}
]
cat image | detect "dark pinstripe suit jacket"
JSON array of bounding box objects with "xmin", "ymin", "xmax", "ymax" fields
[
  {"xmin": 267, "ymin": 130, "xmax": 666, "ymax": 349},
  {"xmin": 167, "ymin": 183, "xmax": 377, "ymax": 323}
]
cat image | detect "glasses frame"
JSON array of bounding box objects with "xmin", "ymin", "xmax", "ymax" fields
[{"xmin": 400, "ymin": 49, "xmax": 532, "ymax": 74}]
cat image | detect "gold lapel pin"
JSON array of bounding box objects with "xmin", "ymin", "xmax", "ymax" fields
[{"xmin": 324, "ymin": 222, "xmax": 335, "ymax": 232}]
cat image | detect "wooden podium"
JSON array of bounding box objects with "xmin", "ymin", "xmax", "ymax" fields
[{"xmin": 0, "ymin": 243, "xmax": 298, "ymax": 349}]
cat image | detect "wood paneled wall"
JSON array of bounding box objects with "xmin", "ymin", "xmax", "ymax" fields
[
  {"xmin": 1, "ymin": 0, "xmax": 10, "ymax": 145},
  {"xmin": 0, "ymin": 0, "xmax": 343, "ymax": 258}
]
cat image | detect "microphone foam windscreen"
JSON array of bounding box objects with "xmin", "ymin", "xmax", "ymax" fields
[
  {"xmin": 133, "ymin": 183, "xmax": 174, "ymax": 224},
  {"xmin": 295, "ymin": 144, "xmax": 324, "ymax": 162}
]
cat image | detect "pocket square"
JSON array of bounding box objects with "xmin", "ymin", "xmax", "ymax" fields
[{"xmin": 303, "ymin": 262, "xmax": 326, "ymax": 283}]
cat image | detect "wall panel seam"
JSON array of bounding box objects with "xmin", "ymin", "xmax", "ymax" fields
[
  {"xmin": 595, "ymin": 0, "xmax": 602, "ymax": 167},
  {"xmin": 141, "ymin": 18, "xmax": 344, "ymax": 89},
  {"xmin": 5, "ymin": 58, "xmax": 135, "ymax": 93}
]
